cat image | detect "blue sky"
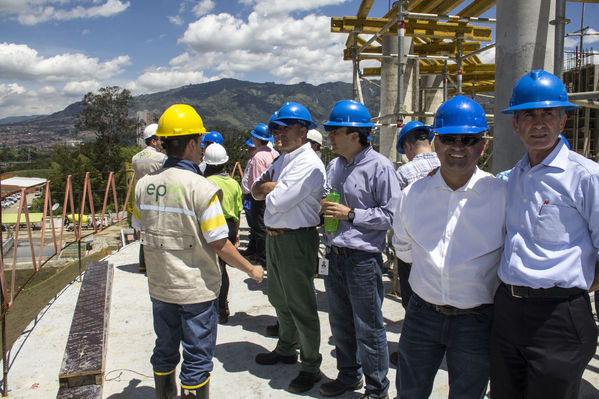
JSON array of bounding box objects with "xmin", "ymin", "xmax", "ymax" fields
[{"xmin": 0, "ymin": 0, "xmax": 598, "ymax": 119}]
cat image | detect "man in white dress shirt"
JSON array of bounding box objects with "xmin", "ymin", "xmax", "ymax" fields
[
  {"xmin": 393, "ymin": 96, "xmax": 507, "ymax": 399},
  {"xmin": 251, "ymin": 101, "xmax": 326, "ymax": 395}
]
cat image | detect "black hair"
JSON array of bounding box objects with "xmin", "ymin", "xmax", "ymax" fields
[
  {"xmin": 204, "ymin": 163, "xmax": 226, "ymax": 177},
  {"xmin": 144, "ymin": 136, "xmax": 155, "ymax": 146},
  {"xmin": 402, "ymin": 129, "xmax": 431, "ymax": 148},
  {"xmin": 349, "ymin": 127, "xmax": 371, "ymax": 147},
  {"xmin": 161, "ymin": 134, "xmax": 199, "ymax": 158}
]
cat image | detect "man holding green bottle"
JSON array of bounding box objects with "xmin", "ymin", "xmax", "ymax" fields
[{"xmin": 320, "ymin": 100, "xmax": 400, "ymax": 399}]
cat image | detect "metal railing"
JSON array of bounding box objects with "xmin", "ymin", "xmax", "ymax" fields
[{"xmin": 0, "ymin": 169, "xmax": 135, "ymax": 395}]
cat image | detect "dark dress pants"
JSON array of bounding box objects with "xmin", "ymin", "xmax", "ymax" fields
[{"xmin": 490, "ymin": 283, "xmax": 598, "ymax": 399}]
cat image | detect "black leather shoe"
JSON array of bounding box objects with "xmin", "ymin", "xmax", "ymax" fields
[
  {"xmin": 265, "ymin": 322, "xmax": 279, "ymax": 337},
  {"xmin": 287, "ymin": 370, "xmax": 322, "ymax": 394},
  {"xmin": 359, "ymin": 394, "xmax": 389, "ymax": 399},
  {"xmin": 319, "ymin": 378, "xmax": 363, "ymax": 397},
  {"xmin": 255, "ymin": 350, "xmax": 297, "ymax": 365}
]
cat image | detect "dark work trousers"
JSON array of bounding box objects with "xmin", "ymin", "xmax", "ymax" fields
[
  {"xmin": 397, "ymin": 257, "xmax": 412, "ymax": 310},
  {"xmin": 242, "ymin": 194, "xmax": 256, "ymax": 253},
  {"xmin": 490, "ymin": 283, "xmax": 598, "ymax": 399},
  {"xmin": 218, "ymin": 218, "xmax": 238, "ymax": 313},
  {"xmin": 249, "ymin": 197, "xmax": 266, "ymax": 264}
]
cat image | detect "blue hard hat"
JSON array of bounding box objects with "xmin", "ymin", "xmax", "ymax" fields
[
  {"xmin": 323, "ymin": 100, "xmax": 375, "ymax": 129},
  {"xmin": 396, "ymin": 121, "xmax": 433, "ymax": 154},
  {"xmin": 502, "ymin": 70, "xmax": 578, "ymax": 114},
  {"xmin": 433, "ymin": 95, "xmax": 489, "ymax": 135},
  {"xmin": 558, "ymin": 134, "xmax": 571, "ymax": 149},
  {"xmin": 250, "ymin": 123, "xmax": 272, "ymax": 141},
  {"xmin": 245, "ymin": 139, "xmax": 256, "ymax": 148},
  {"xmin": 269, "ymin": 102, "xmax": 317, "ymax": 130},
  {"xmin": 267, "ymin": 111, "xmax": 278, "ymax": 134},
  {"xmin": 204, "ymin": 130, "xmax": 223, "ymax": 144}
]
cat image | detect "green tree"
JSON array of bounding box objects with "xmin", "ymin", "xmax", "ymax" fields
[{"xmin": 76, "ymin": 86, "xmax": 140, "ymax": 172}]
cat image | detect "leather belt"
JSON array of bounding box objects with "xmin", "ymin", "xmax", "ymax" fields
[
  {"xmin": 503, "ymin": 283, "xmax": 585, "ymax": 299},
  {"xmin": 416, "ymin": 295, "xmax": 491, "ymax": 316},
  {"xmin": 327, "ymin": 245, "xmax": 364, "ymax": 256},
  {"xmin": 266, "ymin": 226, "xmax": 315, "ymax": 237}
]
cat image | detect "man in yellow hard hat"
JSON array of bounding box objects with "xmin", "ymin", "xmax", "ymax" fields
[
  {"xmin": 131, "ymin": 123, "xmax": 166, "ymax": 273},
  {"xmin": 135, "ymin": 104, "xmax": 263, "ymax": 399}
]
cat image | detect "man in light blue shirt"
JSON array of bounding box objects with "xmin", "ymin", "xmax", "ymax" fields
[
  {"xmin": 491, "ymin": 70, "xmax": 599, "ymax": 399},
  {"xmin": 319, "ymin": 100, "xmax": 399, "ymax": 399}
]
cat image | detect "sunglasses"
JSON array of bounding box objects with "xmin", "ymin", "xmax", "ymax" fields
[{"xmin": 436, "ymin": 134, "xmax": 483, "ymax": 147}]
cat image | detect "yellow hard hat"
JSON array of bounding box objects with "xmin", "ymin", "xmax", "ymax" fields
[{"xmin": 156, "ymin": 104, "xmax": 207, "ymax": 137}]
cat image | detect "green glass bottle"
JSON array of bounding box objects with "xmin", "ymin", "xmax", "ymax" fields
[{"xmin": 324, "ymin": 188, "xmax": 341, "ymax": 232}]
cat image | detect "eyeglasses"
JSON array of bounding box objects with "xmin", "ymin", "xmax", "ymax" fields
[{"xmin": 436, "ymin": 134, "xmax": 483, "ymax": 147}]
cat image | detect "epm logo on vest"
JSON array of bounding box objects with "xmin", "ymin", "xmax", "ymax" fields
[{"xmin": 146, "ymin": 183, "xmax": 185, "ymax": 202}]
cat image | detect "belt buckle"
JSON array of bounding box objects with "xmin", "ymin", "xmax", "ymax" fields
[{"xmin": 510, "ymin": 285, "xmax": 524, "ymax": 299}]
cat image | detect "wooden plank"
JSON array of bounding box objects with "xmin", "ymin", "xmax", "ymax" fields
[
  {"xmin": 57, "ymin": 260, "xmax": 113, "ymax": 394},
  {"xmin": 56, "ymin": 385, "xmax": 102, "ymax": 399}
]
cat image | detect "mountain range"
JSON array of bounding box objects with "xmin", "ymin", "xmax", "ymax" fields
[{"xmin": 0, "ymin": 79, "xmax": 381, "ymax": 149}]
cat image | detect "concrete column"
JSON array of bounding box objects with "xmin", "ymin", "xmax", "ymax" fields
[
  {"xmin": 380, "ymin": 35, "xmax": 398, "ymax": 162},
  {"xmin": 421, "ymin": 75, "xmax": 444, "ymax": 126},
  {"xmin": 379, "ymin": 35, "xmax": 415, "ymax": 163},
  {"xmin": 493, "ymin": 0, "xmax": 555, "ymax": 174}
]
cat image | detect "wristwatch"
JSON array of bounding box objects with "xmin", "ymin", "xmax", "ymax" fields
[{"xmin": 347, "ymin": 209, "xmax": 355, "ymax": 223}]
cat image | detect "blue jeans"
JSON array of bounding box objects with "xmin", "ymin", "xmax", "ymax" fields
[
  {"xmin": 324, "ymin": 250, "xmax": 389, "ymax": 398},
  {"xmin": 396, "ymin": 294, "xmax": 492, "ymax": 399},
  {"xmin": 151, "ymin": 298, "xmax": 218, "ymax": 388}
]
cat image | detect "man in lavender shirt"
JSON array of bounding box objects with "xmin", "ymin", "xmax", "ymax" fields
[{"xmin": 319, "ymin": 100, "xmax": 400, "ymax": 399}]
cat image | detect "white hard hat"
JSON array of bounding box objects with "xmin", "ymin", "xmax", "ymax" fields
[
  {"xmin": 204, "ymin": 143, "xmax": 229, "ymax": 165},
  {"xmin": 143, "ymin": 123, "xmax": 159, "ymax": 140},
  {"xmin": 307, "ymin": 129, "xmax": 323, "ymax": 146}
]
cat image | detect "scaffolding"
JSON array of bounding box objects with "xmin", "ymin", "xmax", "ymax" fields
[{"xmin": 331, "ymin": 0, "xmax": 599, "ymax": 157}]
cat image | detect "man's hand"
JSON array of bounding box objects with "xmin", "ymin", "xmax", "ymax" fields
[
  {"xmin": 248, "ymin": 265, "xmax": 264, "ymax": 283},
  {"xmin": 252, "ymin": 169, "xmax": 278, "ymax": 200},
  {"xmin": 209, "ymin": 238, "xmax": 264, "ymax": 283},
  {"xmin": 321, "ymin": 201, "xmax": 351, "ymax": 220}
]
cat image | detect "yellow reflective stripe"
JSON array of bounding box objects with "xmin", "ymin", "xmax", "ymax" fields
[
  {"xmin": 207, "ymin": 195, "xmax": 219, "ymax": 207},
  {"xmin": 132, "ymin": 204, "xmax": 141, "ymax": 220},
  {"xmin": 181, "ymin": 376, "xmax": 210, "ymax": 389},
  {"xmin": 153, "ymin": 369, "xmax": 176, "ymax": 376},
  {"xmin": 200, "ymin": 213, "xmax": 226, "ymax": 233}
]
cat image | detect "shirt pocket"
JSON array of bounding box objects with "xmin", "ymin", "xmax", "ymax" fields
[
  {"xmin": 141, "ymin": 232, "xmax": 195, "ymax": 265},
  {"xmin": 532, "ymin": 204, "xmax": 578, "ymax": 246}
]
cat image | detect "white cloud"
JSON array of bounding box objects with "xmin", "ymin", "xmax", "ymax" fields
[
  {"xmin": 0, "ymin": 43, "xmax": 130, "ymax": 82},
  {"xmin": 240, "ymin": 0, "xmax": 348, "ymax": 15},
  {"xmin": 63, "ymin": 80, "xmax": 101, "ymax": 95},
  {"xmin": 176, "ymin": 11, "xmax": 351, "ymax": 83},
  {"xmin": 193, "ymin": 0, "xmax": 215, "ymax": 17},
  {"xmin": 0, "ymin": 0, "xmax": 130, "ymax": 25},
  {"xmin": 0, "ymin": 83, "xmax": 84, "ymax": 118},
  {"xmin": 126, "ymin": 68, "xmax": 220, "ymax": 93},
  {"xmin": 478, "ymin": 46, "xmax": 495, "ymax": 64},
  {"xmin": 168, "ymin": 15, "xmax": 184, "ymax": 26}
]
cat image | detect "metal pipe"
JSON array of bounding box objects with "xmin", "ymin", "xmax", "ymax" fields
[
  {"xmin": 568, "ymin": 91, "xmax": 599, "ymax": 100},
  {"xmin": 462, "ymin": 42, "xmax": 496, "ymax": 60},
  {"xmin": 397, "ymin": 0, "xmax": 405, "ymax": 119},
  {"xmin": 553, "ymin": 0, "xmax": 567, "ymax": 78},
  {"xmin": 352, "ymin": 31, "xmax": 359, "ymax": 101},
  {"xmin": 456, "ymin": 34, "xmax": 464, "ymax": 94},
  {"xmin": 443, "ymin": 60, "xmax": 448, "ymax": 101}
]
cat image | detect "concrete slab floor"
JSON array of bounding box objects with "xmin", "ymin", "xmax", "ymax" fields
[{"xmin": 2, "ymin": 229, "xmax": 599, "ymax": 398}]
